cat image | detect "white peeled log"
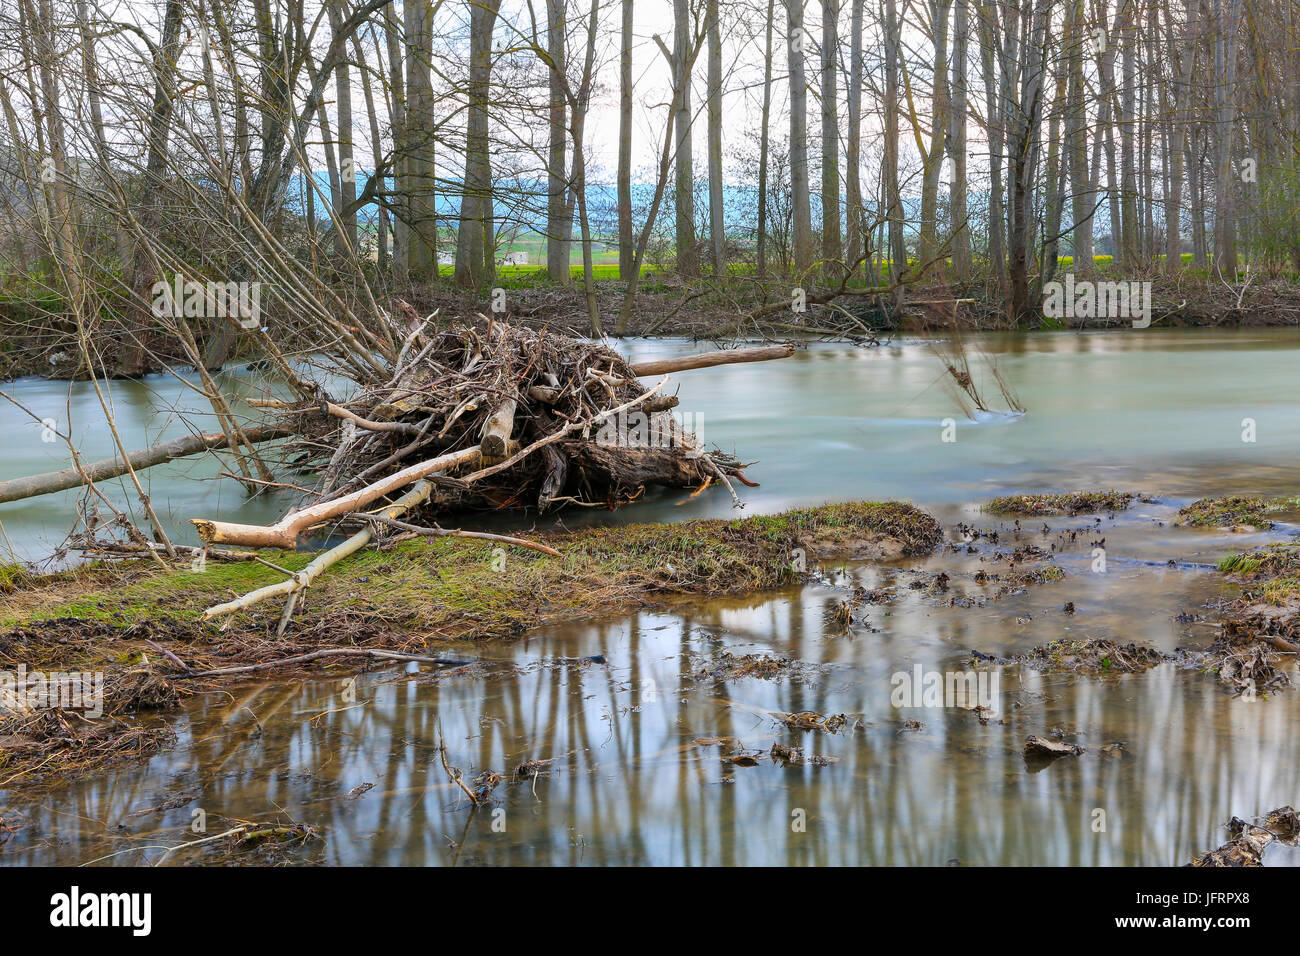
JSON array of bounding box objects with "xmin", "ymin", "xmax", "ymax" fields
[
  {"xmin": 200, "ymin": 478, "xmax": 438, "ymax": 621},
  {"xmin": 191, "ymin": 445, "xmax": 482, "ymax": 549}
]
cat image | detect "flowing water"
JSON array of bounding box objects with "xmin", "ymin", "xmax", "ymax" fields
[{"xmin": 2, "ymin": 329, "xmax": 1300, "ymax": 865}]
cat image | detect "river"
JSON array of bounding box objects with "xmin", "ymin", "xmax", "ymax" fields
[{"xmin": 2, "ymin": 329, "xmax": 1298, "ymax": 865}]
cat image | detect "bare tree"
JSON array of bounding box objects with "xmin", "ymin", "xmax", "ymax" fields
[{"xmin": 788, "ymin": 0, "xmax": 814, "ymax": 276}]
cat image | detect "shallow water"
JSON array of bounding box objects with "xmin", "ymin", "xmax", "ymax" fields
[
  {"xmin": 3, "ymin": 503, "xmax": 1298, "ymax": 866},
  {"xmin": 3, "ymin": 329, "xmax": 1300, "ymax": 866}
]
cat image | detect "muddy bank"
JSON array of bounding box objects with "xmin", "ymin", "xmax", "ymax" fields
[
  {"xmin": 985, "ymin": 490, "xmax": 1138, "ymax": 517},
  {"xmin": 3, "ymin": 485, "xmax": 1296, "ymax": 819},
  {"xmin": 351, "ymin": 274, "xmax": 1300, "ymax": 339}
]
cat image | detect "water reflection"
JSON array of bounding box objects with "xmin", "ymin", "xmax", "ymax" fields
[{"xmin": 5, "ymin": 512, "xmax": 1298, "ymax": 866}]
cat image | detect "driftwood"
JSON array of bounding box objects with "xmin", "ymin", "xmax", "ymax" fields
[
  {"xmin": 193, "ymin": 445, "xmax": 483, "ymax": 549},
  {"xmin": 248, "ymin": 398, "xmax": 422, "ymax": 435},
  {"xmin": 627, "ymin": 343, "xmax": 796, "ymax": 377},
  {"xmin": 479, "ymin": 394, "xmax": 519, "ymax": 460},
  {"xmin": 193, "ymin": 373, "xmax": 671, "ymax": 550},
  {"xmin": 200, "ymin": 477, "xmax": 443, "ymax": 619},
  {"xmin": 363, "ymin": 515, "xmax": 562, "ymax": 556},
  {"xmin": 180, "ymin": 647, "xmax": 475, "ymax": 678},
  {"xmin": 0, "ymin": 424, "xmax": 289, "ymax": 504}
]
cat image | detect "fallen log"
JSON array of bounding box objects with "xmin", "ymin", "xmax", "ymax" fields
[
  {"xmin": 628, "ymin": 343, "xmax": 796, "ymax": 377},
  {"xmin": 200, "ymin": 478, "xmax": 439, "ymax": 619},
  {"xmin": 180, "ymin": 648, "xmax": 475, "ymax": 678},
  {"xmin": 0, "ymin": 424, "xmax": 290, "ymax": 505},
  {"xmin": 527, "ymin": 385, "xmax": 678, "ymax": 413},
  {"xmin": 479, "ymin": 394, "xmax": 519, "ymax": 460},
  {"xmin": 192, "ymin": 445, "xmax": 482, "ymax": 549}
]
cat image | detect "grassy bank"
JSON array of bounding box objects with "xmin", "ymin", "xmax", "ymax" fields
[{"xmin": 0, "ymin": 501, "xmax": 941, "ymax": 784}]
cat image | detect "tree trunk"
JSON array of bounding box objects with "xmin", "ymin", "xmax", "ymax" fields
[
  {"xmin": 1118, "ymin": 0, "xmax": 1138, "ymax": 268},
  {"xmin": 546, "ymin": 0, "xmax": 571, "ymax": 283},
  {"xmin": 384, "ymin": 6, "xmax": 409, "ymax": 281},
  {"xmin": 918, "ymin": 0, "xmax": 951, "ymax": 274},
  {"xmin": 617, "ymin": 0, "xmax": 635, "ymax": 280},
  {"xmin": 454, "ymin": 0, "xmax": 502, "ymax": 287},
  {"xmin": 673, "ymin": 0, "xmax": 698, "ymax": 276},
  {"xmin": 884, "ymin": 0, "xmax": 906, "ymax": 282},
  {"xmin": 330, "ymin": 1, "xmax": 358, "ymax": 258},
  {"xmin": 121, "ymin": 0, "xmax": 183, "ymax": 377},
  {"xmin": 948, "ymin": 0, "xmax": 971, "ymax": 279},
  {"xmin": 1164, "ymin": 0, "xmax": 1198, "ymax": 274},
  {"xmin": 976, "ymin": 1, "xmax": 1006, "ymax": 303},
  {"xmin": 405, "ymin": 0, "xmax": 438, "ymax": 279},
  {"xmin": 788, "ymin": 0, "xmax": 815, "ymax": 277},
  {"xmin": 706, "ymin": 0, "xmax": 726, "ymax": 277},
  {"xmin": 845, "ymin": 0, "xmax": 865, "ymax": 273},
  {"xmin": 1065, "ymin": 0, "xmax": 1094, "ymax": 273},
  {"xmin": 1211, "ymin": 0, "xmax": 1242, "ymax": 277},
  {"xmin": 757, "ymin": 0, "xmax": 776, "ymax": 277},
  {"xmin": 820, "ymin": 0, "xmax": 842, "ymax": 279}
]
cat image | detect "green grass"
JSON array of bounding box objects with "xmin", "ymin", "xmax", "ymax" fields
[
  {"xmin": 1177, "ymin": 496, "xmax": 1290, "ymax": 529},
  {"xmin": 1217, "ymin": 543, "xmax": 1300, "ymax": 578},
  {"xmin": 1, "ymin": 501, "xmax": 943, "ymax": 636},
  {"xmin": 985, "ymin": 490, "xmax": 1136, "ymax": 517}
]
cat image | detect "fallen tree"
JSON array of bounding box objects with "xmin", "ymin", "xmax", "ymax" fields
[
  {"xmin": 4, "ymin": 314, "xmax": 798, "ymax": 628},
  {"xmin": 178, "ymin": 321, "xmax": 797, "ymax": 624},
  {"xmin": 0, "ymin": 424, "xmax": 290, "ymax": 505},
  {"xmin": 186, "ymin": 323, "xmax": 777, "ymax": 542}
]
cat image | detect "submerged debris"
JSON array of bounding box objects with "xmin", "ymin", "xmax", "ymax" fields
[
  {"xmin": 707, "ymin": 653, "xmax": 790, "ymax": 680},
  {"xmin": 993, "ymin": 563, "xmax": 1065, "ymax": 598},
  {"xmin": 1216, "ymin": 544, "xmax": 1300, "ymax": 652},
  {"xmin": 778, "ymin": 711, "xmax": 848, "ymax": 733},
  {"xmin": 986, "ymin": 491, "xmax": 1136, "ymax": 517},
  {"xmin": 512, "ymin": 758, "xmax": 553, "ymax": 779},
  {"xmin": 1208, "ymin": 639, "xmax": 1292, "ymax": 697},
  {"xmin": 697, "ymin": 651, "xmax": 827, "ymax": 684},
  {"xmin": 0, "ymin": 708, "xmax": 173, "ymax": 785},
  {"xmin": 1014, "ymin": 639, "xmax": 1169, "ymax": 676},
  {"xmin": 1190, "ymin": 807, "xmax": 1300, "ymax": 866},
  {"xmin": 769, "ymin": 742, "xmax": 838, "ymax": 766},
  {"xmin": 1023, "ymin": 735, "xmax": 1084, "ymax": 760},
  {"xmin": 471, "ymin": 770, "xmax": 504, "ymax": 802},
  {"xmin": 151, "ymin": 818, "xmax": 320, "ymax": 866}
]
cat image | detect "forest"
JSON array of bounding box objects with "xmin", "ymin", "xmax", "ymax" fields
[{"xmin": 2, "ymin": 0, "xmax": 1298, "ymax": 375}]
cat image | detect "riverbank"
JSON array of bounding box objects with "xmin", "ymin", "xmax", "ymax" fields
[
  {"xmin": 6, "ymin": 272, "xmax": 1300, "ymax": 381},
  {"xmin": 0, "ymin": 501, "xmax": 941, "ymax": 785}
]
